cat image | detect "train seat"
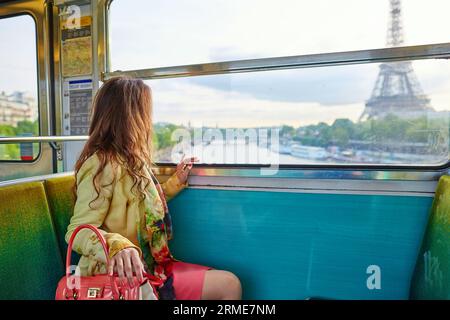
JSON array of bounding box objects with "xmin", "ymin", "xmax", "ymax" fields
[
  {"xmin": 0, "ymin": 172, "xmax": 448, "ymax": 299},
  {"xmin": 44, "ymin": 175, "xmax": 76, "ymax": 257},
  {"xmin": 0, "ymin": 181, "xmax": 64, "ymax": 299},
  {"xmin": 410, "ymin": 175, "xmax": 450, "ymax": 300}
]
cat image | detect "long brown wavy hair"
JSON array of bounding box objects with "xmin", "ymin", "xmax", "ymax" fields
[{"xmin": 74, "ymin": 76, "xmax": 154, "ymax": 204}]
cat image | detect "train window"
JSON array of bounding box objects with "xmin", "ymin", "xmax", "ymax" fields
[
  {"xmin": 109, "ymin": 0, "xmax": 450, "ymax": 70},
  {"xmin": 108, "ymin": 0, "xmax": 450, "ymax": 166},
  {"xmin": 0, "ymin": 15, "xmax": 39, "ymax": 161},
  {"xmin": 148, "ymin": 60, "xmax": 450, "ymax": 166}
]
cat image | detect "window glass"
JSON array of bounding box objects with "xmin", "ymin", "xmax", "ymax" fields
[
  {"xmin": 109, "ymin": 0, "xmax": 450, "ymax": 166},
  {"xmin": 149, "ymin": 60, "xmax": 450, "ymax": 166},
  {"xmin": 0, "ymin": 15, "xmax": 39, "ymax": 161},
  {"xmin": 110, "ymin": 0, "xmax": 450, "ymax": 69}
]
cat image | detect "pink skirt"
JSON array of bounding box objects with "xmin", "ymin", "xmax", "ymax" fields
[{"xmin": 171, "ymin": 261, "xmax": 212, "ymax": 300}]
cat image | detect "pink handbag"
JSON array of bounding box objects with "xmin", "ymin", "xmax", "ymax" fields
[{"xmin": 55, "ymin": 224, "xmax": 162, "ymax": 300}]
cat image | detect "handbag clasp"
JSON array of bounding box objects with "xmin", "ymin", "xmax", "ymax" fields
[{"xmin": 87, "ymin": 288, "xmax": 101, "ymax": 298}]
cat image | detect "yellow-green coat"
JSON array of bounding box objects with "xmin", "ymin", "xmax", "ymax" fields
[{"xmin": 65, "ymin": 153, "xmax": 186, "ymax": 276}]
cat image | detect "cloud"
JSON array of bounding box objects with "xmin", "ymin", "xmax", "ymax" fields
[
  {"xmin": 187, "ymin": 63, "xmax": 378, "ymax": 105},
  {"xmin": 110, "ymin": 0, "xmax": 450, "ymax": 121},
  {"xmin": 150, "ymin": 80, "xmax": 364, "ymax": 128},
  {"xmin": 110, "ymin": 0, "xmax": 450, "ymax": 69}
]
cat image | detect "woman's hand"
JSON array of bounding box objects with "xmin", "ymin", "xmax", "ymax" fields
[
  {"xmin": 176, "ymin": 155, "xmax": 199, "ymax": 184},
  {"xmin": 108, "ymin": 247, "xmax": 145, "ymax": 287}
]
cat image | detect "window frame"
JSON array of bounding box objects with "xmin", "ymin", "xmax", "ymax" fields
[
  {"xmin": 0, "ymin": 11, "xmax": 41, "ymax": 163},
  {"xmin": 103, "ymin": 0, "xmax": 450, "ymax": 175}
]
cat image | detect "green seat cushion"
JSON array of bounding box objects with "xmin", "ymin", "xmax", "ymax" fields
[
  {"xmin": 0, "ymin": 182, "xmax": 64, "ymax": 299},
  {"xmin": 44, "ymin": 175, "xmax": 76, "ymax": 262},
  {"xmin": 410, "ymin": 175, "xmax": 450, "ymax": 299}
]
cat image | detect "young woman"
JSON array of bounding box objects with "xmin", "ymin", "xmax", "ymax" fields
[{"xmin": 65, "ymin": 76, "xmax": 241, "ymax": 300}]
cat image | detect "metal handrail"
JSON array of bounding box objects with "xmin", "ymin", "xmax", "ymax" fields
[
  {"xmin": 0, "ymin": 136, "xmax": 89, "ymax": 144},
  {"xmin": 103, "ymin": 42, "xmax": 450, "ymax": 80}
]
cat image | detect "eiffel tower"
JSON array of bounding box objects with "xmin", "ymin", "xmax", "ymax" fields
[{"xmin": 359, "ymin": 0, "xmax": 434, "ymax": 121}]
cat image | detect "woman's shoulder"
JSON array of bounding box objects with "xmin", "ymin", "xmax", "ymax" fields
[
  {"xmin": 77, "ymin": 153, "xmax": 100, "ymax": 174},
  {"xmin": 76, "ymin": 153, "xmax": 124, "ymax": 180}
]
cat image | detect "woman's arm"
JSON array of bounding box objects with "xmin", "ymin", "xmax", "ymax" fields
[
  {"xmin": 160, "ymin": 173, "xmax": 188, "ymax": 201},
  {"xmin": 160, "ymin": 156, "xmax": 198, "ymax": 201}
]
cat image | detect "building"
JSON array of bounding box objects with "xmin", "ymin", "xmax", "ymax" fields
[{"xmin": 0, "ymin": 91, "xmax": 37, "ymax": 126}]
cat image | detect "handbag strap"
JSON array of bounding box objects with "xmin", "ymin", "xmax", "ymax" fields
[
  {"xmin": 66, "ymin": 224, "xmax": 111, "ymax": 273},
  {"xmin": 66, "ymin": 224, "xmax": 120, "ymax": 298},
  {"xmin": 66, "ymin": 224, "xmax": 163, "ymax": 299}
]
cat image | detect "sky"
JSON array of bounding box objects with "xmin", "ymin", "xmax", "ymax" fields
[
  {"xmin": 1, "ymin": 0, "xmax": 450, "ymax": 128},
  {"xmin": 109, "ymin": 0, "xmax": 450, "ymax": 68},
  {"xmin": 0, "ymin": 15, "xmax": 37, "ymax": 98},
  {"xmin": 108, "ymin": 0, "xmax": 450, "ymax": 128}
]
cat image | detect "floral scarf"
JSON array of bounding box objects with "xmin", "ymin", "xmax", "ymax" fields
[{"xmin": 137, "ymin": 169, "xmax": 176, "ymax": 299}]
